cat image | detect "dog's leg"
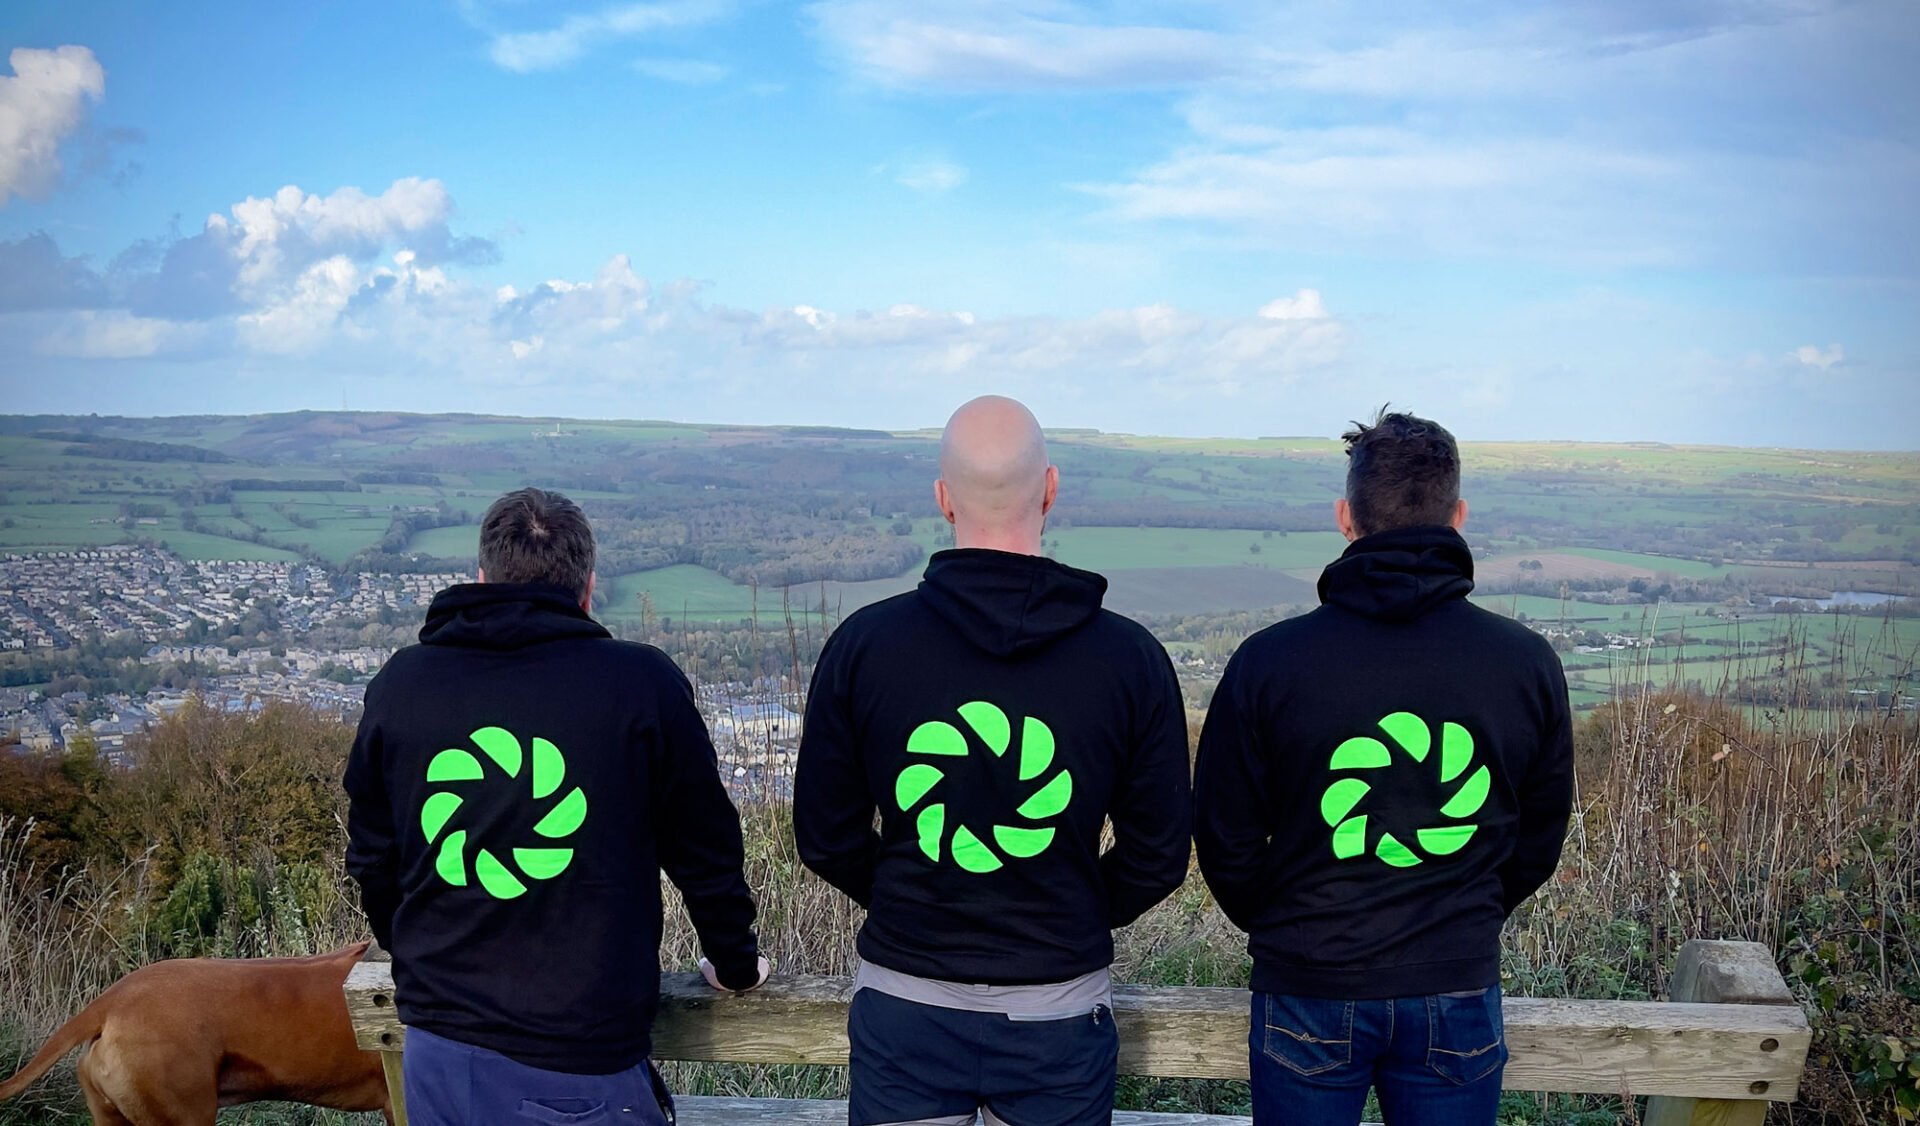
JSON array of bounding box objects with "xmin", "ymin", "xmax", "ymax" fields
[
  {"xmin": 78, "ymin": 1031, "xmax": 217, "ymax": 1126},
  {"xmin": 75, "ymin": 1044, "xmax": 134, "ymax": 1126}
]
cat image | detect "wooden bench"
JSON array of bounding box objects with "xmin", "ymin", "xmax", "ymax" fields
[{"xmin": 345, "ymin": 939, "xmax": 1809, "ymax": 1125}]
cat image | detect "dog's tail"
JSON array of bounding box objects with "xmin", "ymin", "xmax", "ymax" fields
[{"xmin": 0, "ymin": 997, "xmax": 107, "ymax": 1102}]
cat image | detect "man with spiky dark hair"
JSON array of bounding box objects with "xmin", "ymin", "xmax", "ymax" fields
[
  {"xmin": 1194, "ymin": 409, "xmax": 1574, "ymax": 1124},
  {"xmin": 345, "ymin": 487, "xmax": 768, "ymax": 1126}
]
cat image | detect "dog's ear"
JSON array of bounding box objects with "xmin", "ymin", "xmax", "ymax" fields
[{"xmin": 345, "ymin": 939, "xmax": 374, "ymax": 961}]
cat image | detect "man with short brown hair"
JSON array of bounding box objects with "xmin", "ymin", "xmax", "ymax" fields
[{"xmin": 346, "ymin": 486, "xmax": 767, "ymax": 1126}]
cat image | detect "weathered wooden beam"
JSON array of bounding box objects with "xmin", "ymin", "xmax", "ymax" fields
[
  {"xmin": 345, "ymin": 963, "xmax": 1809, "ymax": 1101},
  {"xmin": 1644, "ymin": 940, "xmax": 1805, "ymax": 1125}
]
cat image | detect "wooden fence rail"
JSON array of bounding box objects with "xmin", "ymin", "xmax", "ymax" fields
[{"xmin": 346, "ymin": 939, "xmax": 1810, "ymax": 1125}]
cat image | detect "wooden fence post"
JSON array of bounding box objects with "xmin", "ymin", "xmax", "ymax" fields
[
  {"xmin": 1643, "ymin": 939, "xmax": 1797, "ymax": 1126},
  {"xmin": 380, "ymin": 1051, "xmax": 408, "ymax": 1126}
]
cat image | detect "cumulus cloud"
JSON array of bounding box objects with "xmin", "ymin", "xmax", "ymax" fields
[
  {"xmin": 808, "ymin": 1, "xmax": 1240, "ymax": 91},
  {"xmin": 0, "ymin": 46, "xmax": 105, "ymax": 205},
  {"xmin": 0, "ymin": 175, "xmax": 1348, "ymax": 429},
  {"xmin": 484, "ymin": 1, "xmax": 733, "ymax": 72},
  {"xmin": 1792, "ymin": 343, "xmax": 1844, "ymax": 371},
  {"xmin": 0, "ymin": 232, "xmax": 107, "ymax": 310},
  {"xmin": 117, "ymin": 178, "xmax": 492, "ymax": 320}
]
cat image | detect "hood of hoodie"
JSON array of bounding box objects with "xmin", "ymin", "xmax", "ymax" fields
[
  {"xmin": 916, "ymin": 548, "xmax": 1107, "ymax": 658},
  {"xmin": 417, "ymin": 581, "xmax": 612, "ymax": 650},
  {"xmin": 1316, "ymin": 525, "xmax": 1475, "ymax": 622}
]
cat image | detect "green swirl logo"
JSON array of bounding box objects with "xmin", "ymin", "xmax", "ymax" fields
[
  {"xmin": 895, "ymin": 701, "xmax": 1073, "ymax": 874},
  {"xmin": 419, "ymin": 726, "xmax": 587, "ymax": 900},
  {"xmin": 1319, "ymin": 712, "xmax": 1489, "ymax": 868}
]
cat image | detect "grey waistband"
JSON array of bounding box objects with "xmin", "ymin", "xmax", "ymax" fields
[{"xmin": 854, "ymin": 960, "xmax": 1113, "ymax": 1021}]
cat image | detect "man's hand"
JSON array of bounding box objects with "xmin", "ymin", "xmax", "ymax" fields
[{"xmin": 699, "ymin": 955, "xmax": 771, "ymax": 993}]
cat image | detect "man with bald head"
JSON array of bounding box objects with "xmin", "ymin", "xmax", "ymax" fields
[{"xmin": 796, "ymin": 396, "xmax": 1192, "ymax": 1126}]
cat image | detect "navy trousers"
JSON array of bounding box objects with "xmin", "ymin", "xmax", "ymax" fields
[
  {"xmin": 847, "ymin": 988, "xmax": 1118, "ymax": 1126},
  {"xmin": 403, "ymin": 1025, "xmax": 673, "ymax": 1126}
]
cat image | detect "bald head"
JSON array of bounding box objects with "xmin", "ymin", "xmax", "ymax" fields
[{"xmin": 936, "ymin": 395, "xmax": 1057, "ymax": 554}]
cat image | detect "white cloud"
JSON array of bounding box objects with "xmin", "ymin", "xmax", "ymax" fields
[
  {"xmin": 117, "ymin": 177, "xmax": 492, "ymax": 320},
  {"xmin": 216, "ymin": 178, "xmax": 460, "ymax": 293},
  {"xmin": 0, "ymin": 46, "xmax": 105, "ymax": 205},
  {"xmin": 1792, "ymin": 343, "xmax": 1844, "ymax": 371},
  {"xmin": 806, "ymin": 3, "xmax": 1915, "ymax": 276},
  {"xmin": 1258, "ymin": 289, "xmax": 1329, "ymax": 322},
  {"xmin": 1083, "ymin": 128, "xmax": 1690, "ymax": 266},
  {"xmin": 3, "ymin": 174, "xmax": 1349, "ymax": 425},
  {"xmin": 237, "ymin": 255, "xmax": 364, "ymax": 354},
  {"xmin": 893, "ymin": 157, "xmax": 967, "ymax": 192},
  {"xmin": 34, "ymin": 310, "xmax": 197, "ymax": 359},
  {"xmin": 631, "ymin": 57, "xmax": 730, "ymax": 83},
  {"xmin": 486, "ymin": 1, "xmax": 733, "ymax": 72},
  {"xmin": 808, "ymin": 1, "xmax": 1239, "ymax": 91}
]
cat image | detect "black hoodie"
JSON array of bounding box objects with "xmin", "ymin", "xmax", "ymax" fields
[
  {"xmin": 343, "ymin": 582, "xmax": 760, "ymax": 1073},
  {"xmin": 794, "ymin": 549, "xmax": 1192, "ymax": 985},
  {"xmin": 1194, "ymin": 527, "xmax": 1573, "ymax": 1000}
]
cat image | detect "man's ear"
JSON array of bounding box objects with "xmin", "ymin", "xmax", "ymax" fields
[
  {"xmin": 1450, "ymin": 498, "xmax": 1469, "ymax": 532},
  {"xmin": 580, "ymin": 573, "xmax": 596, "ymax": 613},
  {"xmin": 934, "ymin": 479, "xmax": 957, "ymax": 525},
  {"xmin": 1040, "ymin": 465, "xmax": 1059, "ymax": 516},
  {"xmin": 477, "ymin": 567, "xmax": 488, "ymax": 583},
  {"xmin": 1335, "ymin": 498, "xmax": 1360, "ymax": 542}
]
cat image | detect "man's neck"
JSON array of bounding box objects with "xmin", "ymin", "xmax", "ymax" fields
[{"xmin": 952, "ymin": 524, "xmax": 1042, "ymax": 557}]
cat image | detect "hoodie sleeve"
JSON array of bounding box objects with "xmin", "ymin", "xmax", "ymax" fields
[
  {"xmin": 793, "ymin": 630, "xmax": 880, "ymax": 908},
  {"xmin": 343, "ymin": 673, "xmax": 399, "ymax": 951},
  {"xmin": 1497, "ymin": 652, "xmax": 1575, "ymax": 914},
  {"xmin": 1193, "ymin": 648, "xmax": 1283, "ymax": 932},
  {"xmin": 650, "ymin": 658, "xmax": 762, "ymax": 989},
  {"xmin": 1101, "ymin": 641, "xmax": 1192, "ymax": 927}
]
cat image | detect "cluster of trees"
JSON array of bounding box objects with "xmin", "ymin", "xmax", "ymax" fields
[
  {"xmin": 590, "ymin": 500, "xmax": 927, "ymax": 586},
  {"xmin": 217, "ymin": 478, "xmax": 357, "ymax": 492},
  {"xmin": 1, "ymin": 702, "xmax": 353, "ymax": 956},
  {"xmin": 353, "ymin": 470, "xmax": 443, "ymax": 486},
  {"xmin": 1480, "ymin": 570, "xmax": 1918, "ymax": 610},
  {"xmin": 43, "ymin": 433, "xmax": 235, "ymax": 464}
]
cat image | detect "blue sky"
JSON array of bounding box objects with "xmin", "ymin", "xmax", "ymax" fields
[{"xmin": 0, "ymin": 0, "xmax": 1915, "ymax": 446}]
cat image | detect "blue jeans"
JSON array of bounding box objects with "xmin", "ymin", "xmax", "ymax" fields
[
  {"xmin": 1249, "ymin": 988, "xmax": 1506, "ymax": 1126},
  {"xmin": 403, "ymin": 1025, "xmax": 672, "ymax": 1126}
]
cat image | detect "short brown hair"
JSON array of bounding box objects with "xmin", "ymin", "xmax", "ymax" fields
[
  {"xmin": 1340, "ymin": 407, "xmax": 1460, "ymax": 537},
  {"xmin": 477, "ymin": 487, "xmax": 595, "ymax": 599}
]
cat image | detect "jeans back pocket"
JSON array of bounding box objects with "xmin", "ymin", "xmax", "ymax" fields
[
  {"xmin": 1260, "ymin": 992, "xmax": 1355, "ymax": 1077},
  {"xmin": 1425, "ymin": 987, "xmax": 1507, "ymax": 1086}
]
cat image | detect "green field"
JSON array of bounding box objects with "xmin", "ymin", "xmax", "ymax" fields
[
  {"xmin": 408, "ymin": 525, "xmax": 483, "ymax": 558},
  {"xmin": 1560, "ymin": 548, "xmax": 1739, "ymax": 579},
  {"xmin": 606, "ymin": 566, "xmax": 775, "ymax": 623}
]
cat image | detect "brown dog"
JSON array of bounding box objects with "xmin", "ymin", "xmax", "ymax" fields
[{"xmin": 0, "ymin": 941, "xmax": 390, "ymax": 1125}]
